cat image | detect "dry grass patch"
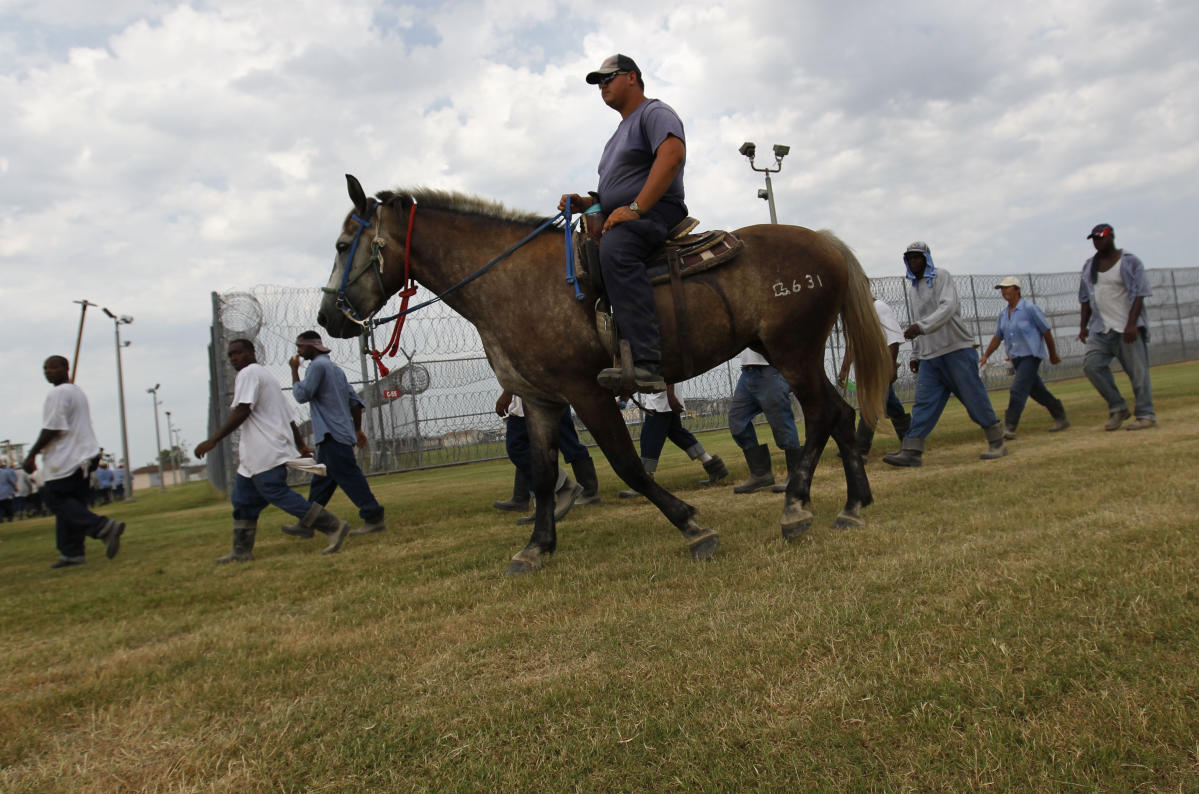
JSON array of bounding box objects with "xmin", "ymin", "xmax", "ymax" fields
[{"xmin": 1, "ymin": 363, "xmax": 1197, "ymax": 791}]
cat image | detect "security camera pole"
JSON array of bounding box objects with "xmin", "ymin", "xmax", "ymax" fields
[
  {"xmin": 102, "ymin": 307, "xmax": 135, "ymax": 501},
  {"xmin": 738, "ymin": 142, "xmax": 790, "ymax": 224},
  {"xmin": 147, "ymin": 384, "xmax": 167, "ymax": 491},
  {"xmin": 70, "ymin": 299, "xmax": 98, "ymax": 382}
]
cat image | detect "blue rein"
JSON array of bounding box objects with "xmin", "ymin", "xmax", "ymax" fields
[{"xmin": 346, "ymin": 199, "xmax": 585, "ymax": 330}]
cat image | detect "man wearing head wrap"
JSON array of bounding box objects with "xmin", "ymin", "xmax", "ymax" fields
[{"xmin": 882, "ymin": 242, "xmax": 1009, "ymax": 467}]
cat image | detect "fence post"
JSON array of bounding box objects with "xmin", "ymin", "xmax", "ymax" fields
[
  {"xmin": 357, "ymin": 333, "xmax": 376, "ymax": 473},
  {"xmin": 1171, "ymin": 270, "xmax": 1187, "ymax": 361}
]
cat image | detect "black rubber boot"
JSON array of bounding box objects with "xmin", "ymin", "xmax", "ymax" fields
[
  {"xmin": 882, "ymin": 437, "xmax": 924, "ymax": 467},
  {"xmin": 698, "ymin": 455, "xmax": 729, "ymax": 486},
  {"xmin": 517, "ymin": 469, "xmax": 583, "ymax": 525},
  {"xmin": 733, "ymin": 444, "xmax": 775, "ymax": 494},
  {"xmin": 348, "ymin": 511, "xmax": 387, "ymax": 536},
  {"xmin": 493, "ymin": 468, "xmax": 531, "ymax": 512},
  {"xmin": 980, "ymin": 422, "xmax": 1009, "ymax": 460},
  {"xmin": 571, "ymin": 457, "xmax": 602, "ymax": 505},
  {"xmin": 217, "ymin": 521, "xmax": 256, "ymax": 564},
  {"xmin": 890, "ymin": 412, "xmax": 912, "ymax": 441},
  {"xmin": 772, "ymin": 447, "xmax": 805, "ymax": 493},
  {"xmin": 300, "ymin": 503, "xmax": 352, "ymax": 555},
  {"xmin": 597, "ymin": 362, "xmax": 666, "ymax": 393}
]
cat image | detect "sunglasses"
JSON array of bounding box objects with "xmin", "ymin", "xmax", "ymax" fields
[{"xmin": 598, "ymin": 71, "xmax": 629, "ymax": 87}]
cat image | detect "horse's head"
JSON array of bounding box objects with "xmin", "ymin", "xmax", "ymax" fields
[{"xmin": 317, "ymin": 174, "xmax": 401, "ymax": 338}]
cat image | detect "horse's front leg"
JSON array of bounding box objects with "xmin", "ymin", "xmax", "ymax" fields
[
  {"xmin": 505, "ymin": 401, "xmax": 566, "ymax": 576},
  {"xmin": 571, "ymin": 391, "xmax": 719, "ymax": 561}
]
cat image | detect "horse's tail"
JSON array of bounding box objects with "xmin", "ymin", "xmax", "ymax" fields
[{"xmin": 819, "ymin": 230, "xmax": 888, "ymax": 428}]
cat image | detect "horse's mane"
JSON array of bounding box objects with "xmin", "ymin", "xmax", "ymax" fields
[{"xmin": 376, "ymin": 188, "xmax": 546, "ymax": 226}]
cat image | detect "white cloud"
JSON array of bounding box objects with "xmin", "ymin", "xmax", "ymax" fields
[{"xmin": 2, "ymin": 0, "xmax": 1197, "ymax": 467}]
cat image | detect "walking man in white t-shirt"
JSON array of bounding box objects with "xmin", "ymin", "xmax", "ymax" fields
[
  {"xmin": 195, "ymin": 339, "xmax": 352, "ymax": 563},
  {"xmin": 1077, "ymin": 223, "xmax": 1156, "ymax": 430},
  {"xmin": 22, "ymin": 355, "xmax": 125, "ymax": 569}
]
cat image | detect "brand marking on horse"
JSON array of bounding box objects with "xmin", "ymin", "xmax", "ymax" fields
[{"xmin": 773, "ymin": 274, "xmax": 825, "ymax": 298}]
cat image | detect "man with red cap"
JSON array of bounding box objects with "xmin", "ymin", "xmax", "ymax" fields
[
  {"xmin": 1077, "ymin": 223, "xmax": 1155, "ymax": 430},
  {"xmin": 559, "ymin": 53, "xmax": 688, "ymax": 394}
]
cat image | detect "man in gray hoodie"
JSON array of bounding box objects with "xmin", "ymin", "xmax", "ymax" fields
[{"xmin": 882, "ymin": 242, "xmax": 1008, "ymax": 467}]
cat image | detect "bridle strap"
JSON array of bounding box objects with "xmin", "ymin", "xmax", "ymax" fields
[
  {"xmin": 337, "ymin": 196, "xmax": 581, "ymax": 377},
  {"xmin": 369, "ymin": 201, "xmax": 418, "ymax": 376}
]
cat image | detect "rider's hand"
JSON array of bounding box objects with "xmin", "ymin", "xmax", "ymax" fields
[
  {"xmin": 558, "ymin": 194, "xmax": 594, "ymax": 213},
  {"xmin": 603, "ymin": 206, "xmax": 640, "ymax": 233}
]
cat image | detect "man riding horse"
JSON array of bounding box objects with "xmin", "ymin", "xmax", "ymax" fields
[{"xmin": 559, "ymin": 54, "xmax": 686, "ymax": 394}]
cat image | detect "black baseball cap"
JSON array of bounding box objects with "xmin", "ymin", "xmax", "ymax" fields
[
  {"xmin": 586, "ymin": 54, "xmax": 641, "ymax": 84},
  {"xmin": 1087, "ymin": 223, "xmax": 1114, "ymax": 240}
]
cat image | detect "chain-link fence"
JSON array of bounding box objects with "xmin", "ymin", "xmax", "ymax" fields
[{"xmin": 206, "ymin": 268, "xmax": 1199, "ymax": 491}]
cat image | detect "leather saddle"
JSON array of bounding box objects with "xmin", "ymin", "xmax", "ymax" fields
[
  {"xmin": 575, "ymin": 212, "xmax": 744, "ymax": 381},
  {"xmin": 575, "ymin": 214, "xmax": 744, "ymax": 289}
]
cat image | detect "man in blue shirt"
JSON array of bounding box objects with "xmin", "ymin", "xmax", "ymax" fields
[
  {"xmin": 560, "ymin": 54, "xmax": 687, "ymax": 394},
  {"xmin": 0, "ymin": 462, "xmax": 16, "ymax": 522},
  {"xmin": 978, "ymin": 277, "xmax": 1068, "ymax": 438},
  {"xmin": 285, "ymin": 331, "xmax": 385, "ymax": 537}
]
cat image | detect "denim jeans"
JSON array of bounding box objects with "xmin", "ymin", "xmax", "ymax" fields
[
  {"xmin": 639, "ymin": 411, "xmax": 701, "ymax": 462},
  {"xmin": 1083, "ymin": 329, "xmax": 1155, "ymax": 419},
  {"xmin": 598, "ymin": 204, "xmax": 684, "ymax": 364},
  {"xmin": 728, "ymin": 366, "xmax": 802, "ymax": 451},
  {"xmin": 505, "ymin": 409, "xmax": 590, "ymax": 483},
  {"xmin": 42, "ymin": 469, "xmax": 108, "ymax": 557},
  {"xmin": 907, "ymin": 348, "xmax": 999, "ymax": 439},
  {"xmin": 309, "ymin": 438, "xmax": 383, "ymax": 522},
  {"xmin": 231, "ymin": 465, "xmax": 311, "ymax": 522},
  {"xmin": 1005, "ymin": 355, "xmax": 1065, "ymax": 429}
]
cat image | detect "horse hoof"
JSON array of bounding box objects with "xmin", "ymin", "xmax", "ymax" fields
[
  {"xmin": 505, "ymin": 548, "xmax": 550, "ymax": 576},
  {"xmin": 832, "ymin": 512, "xmax": 865, "ymax": 530},
  {"xmin": 781, "ymin": 516, "xmax": 813, "ymax": 542},
  {"xmin": 688, "ymin": 530, "xmax": 720, "ymax": 562}
]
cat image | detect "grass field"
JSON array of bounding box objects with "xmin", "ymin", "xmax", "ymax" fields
[{"xmin": 2, "ymin": 362, "xmax": 1197, "ymax": 792}]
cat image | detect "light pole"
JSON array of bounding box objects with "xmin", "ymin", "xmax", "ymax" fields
[
  {"xmin": 147, "ymin": 384, "xmax": 166, "ymax": 491},
  {"xmin": 738, "ymin": 141, "xmax": 790, "ymax": 224},
  {"xmin": 165, "ymin": 411, "xmax": 180, "ymax": 486},
  {"xmin": 102, "ymin": 307, "xmax": 135, "ymax": 501}
]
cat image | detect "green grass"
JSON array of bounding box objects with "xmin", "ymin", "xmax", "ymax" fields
[{"xmin": 2, "ymin": 363, "xmax": 1198, "ymax": 792}]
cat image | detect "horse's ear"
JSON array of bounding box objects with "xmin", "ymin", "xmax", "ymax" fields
[{"xmin": 346, "ymin": 174, "xmax": 368, "ymax": 215}]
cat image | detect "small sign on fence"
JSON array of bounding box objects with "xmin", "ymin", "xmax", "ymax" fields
[{"xmin": 383, "ymin": 389, "xmax": 402, "ymax": 399}]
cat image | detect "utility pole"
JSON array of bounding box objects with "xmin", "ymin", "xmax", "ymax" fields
[
  {"xmin": 147, "ymin": 384, "xmax": 166, "ymax": 491},
  {"xmin": 71, "ymin": 299, "xmax": 97, "ymax": 382},
  {"xmin": 102, "ymin": 308, "xmax": 135, "ymax": 501}
]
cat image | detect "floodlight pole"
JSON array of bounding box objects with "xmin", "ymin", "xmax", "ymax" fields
[
  {"xmin": 102, "ymin": 308, "xmax": 134, "ymax": 501},
  {"xmin": 147, "ymin": 384, "xmax": 166, "ymax": 491},
  {"xmin": 70, "ymin": 299, "xmax": 98, "ymax": 382},
  {"xmin": 738, "ymin": 142, "xmax": 790, "ymax": 224},
  {"xmin": 166, "ymin": 411, "xmax": 180, "ymax": 486}
]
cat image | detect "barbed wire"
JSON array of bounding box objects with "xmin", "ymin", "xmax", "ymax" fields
[{"xmin": 204, "ymin": 268, "xmax": 1199, "ymax": 491}]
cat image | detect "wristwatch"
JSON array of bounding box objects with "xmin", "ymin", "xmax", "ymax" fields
[{"xmin": 629, "ymin": 201, "xmax": 644, "ymax": 216}]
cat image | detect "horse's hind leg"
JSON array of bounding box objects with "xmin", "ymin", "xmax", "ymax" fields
[
  {"xmin": 773, "ymin": 354, "xmax": 870, "ymax": 538},
  {"xmin": 826, "ymin": 378, "xmax": 872, "ymax": 529},
  {"xmin": 570, "ymin": 389, "xmax": 719, "ymax": 561}
]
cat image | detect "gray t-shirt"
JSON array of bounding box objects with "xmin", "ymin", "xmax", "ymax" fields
[{"xmin": 596, "ymin": 98, "xmax": 686, "ymax": 212}]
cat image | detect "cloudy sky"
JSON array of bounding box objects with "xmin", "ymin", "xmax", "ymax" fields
[{"xmin": 2, "ymin": 0, "xmax": 1196, "ymax": 472}]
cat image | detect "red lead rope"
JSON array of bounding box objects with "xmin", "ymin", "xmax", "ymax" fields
[{"xmin": 369, "ymin": 202, "xmax": 418, "ymax": 377}]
